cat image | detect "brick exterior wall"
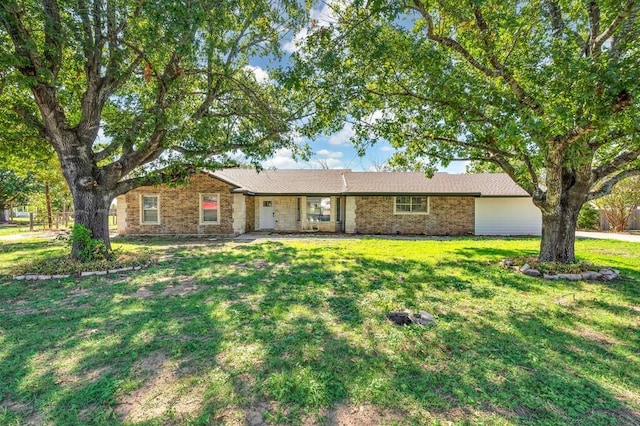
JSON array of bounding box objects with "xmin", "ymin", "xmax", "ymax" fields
[
  {"xmin": 122, "ymin": 173, "xmax": 235, "ymax": 235},
  {"xmin": 354, "ymin": 196, "xmax": 474, "ymax": 235}
]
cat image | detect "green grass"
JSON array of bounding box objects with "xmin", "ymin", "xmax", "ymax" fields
[
  {"xmin": 0, "ymin": 233, "xmax": 150, "ymax": 276},
  {"xmin": 0, "ymin": 236, "xmax": 639, "ymax": 425},
  {"xmin": 0, "ymin": 217, "xmax": 116, "ymax": 237}
]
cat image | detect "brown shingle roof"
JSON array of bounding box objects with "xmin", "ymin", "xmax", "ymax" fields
[
  {"xmin": 211, "ymin": 168, "xmax": 348, "ymax": 195},
  {"xmin": 210, "ymin": 169, "xmax": 529, "ymax": 197}
]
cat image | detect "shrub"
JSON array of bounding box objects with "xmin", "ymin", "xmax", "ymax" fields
[
  {"xmin": 578, "ymin": 203, "xmax": 600, "ymax": 230},
  {"xmin": 67, "ymin": 224, "xmax": 112, "ymax": 261}
]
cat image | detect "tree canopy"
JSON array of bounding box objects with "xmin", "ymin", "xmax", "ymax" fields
[
  {"xmin": 288, "ymin": 0, "xmax": 640, "ymax": 262},
  {"xmin": 0, "ymin": 0, "xmax": 305, "ymax": 258},
  {"xmin": 0, "ymin": 168, "xmax": 42, "ymax": 221}
]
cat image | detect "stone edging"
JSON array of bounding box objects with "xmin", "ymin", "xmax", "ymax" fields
[
  {"xmin": 500, "ymin": 260, "xmax": 619, "ymax": 281},
  {"xmin": 12, "ymin": 266, "xmax": 143, "ymax": 281}
]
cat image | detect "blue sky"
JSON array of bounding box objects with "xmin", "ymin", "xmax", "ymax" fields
[
  {"xmin": 259, "ymin": 129, "xmax": 469, "ymax": 173},
  {"xmin": 245, "ymin": 1, "xmax": 469, "ymax": 174}
]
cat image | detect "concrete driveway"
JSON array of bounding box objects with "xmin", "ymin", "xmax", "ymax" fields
[{"xmin": 576, "ymin": 231, "xmax": 640, "ymax": 242}]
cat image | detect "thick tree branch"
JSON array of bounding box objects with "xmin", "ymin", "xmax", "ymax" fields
[
  {"xmin": 589, "ymin": 169, "xmax": 640, "ymax": 200},
  {"xmin": 410, "ymin": 0, "xmax": 543, "ymax": 115},
  {"xmin": 365, "ymin": 85, "xmax": 501, "ymax": 128},
  {"xmin": 112, "ymin": 164, "xmax": 199, "ymax": 198},
  {"xmin": 557, "ymin": 123, "xmax": 597, "ymax": 150},
  {"xmin": 472, "ymin": 5, "xmax": 544, "ymax": 114},
  {"xmin": 543, "ymin": 0, "xmax": 565, "ymax": 36},
  {"xmin": 93, "ymin": 139, "xmax": 122, "ymax": 163},
  {"xmin": 100, "ymin": 47, "xmax": 184, "ymax": 174},
  {"xmin": 41, "ymin": 0, "xmax": 63, "ymax": 77},
  {"xmin": 592, "ymin": 147, "xmax": 640, "ymax": 182},
  {"xmin": 543, "ymin": 0, "xmax": 585, "ymax": 47},
  {"xmin": 414, "ymin": 133, "xmax": 518, "ymax": 160},
  {"xmin": 0, "ymin": 3, "xmax": 42, "ymax": 76},
  {"xmin": 410, "ymin": 1, "xmax": 499, "ymax": 78},
  {"xmin": 587, "ymin": 1, "xmax": 600, "ymax": 56},
  {"xmin": 591, "ymin": 0, "xmax": 637, "ymax": 56}
]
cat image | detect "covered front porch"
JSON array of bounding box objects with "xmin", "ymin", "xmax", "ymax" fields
[{"xmin": 252, "ymin": 195, "xmax": 346, "ymax": 233}]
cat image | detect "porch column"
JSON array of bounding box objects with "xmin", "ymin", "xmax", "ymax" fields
[
  {"xmin": 232, "ymin": 193, "xmax": 246, "ymax": 235},
  {"xmin": 345, "ymin": 196, "xmax": 356, "ymax": 233}
]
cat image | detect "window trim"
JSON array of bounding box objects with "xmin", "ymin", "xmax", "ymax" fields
[
  {"xmin": 393, "ymin": 196, "xmax": 429, "ymax": 215},
  {"xmin": 140, "ymin": 194, "xmax": 161, "ymax": 225},
  {"xmin": 306, "ymin": 196, "xmax": 332, "ymax": 223},
  {"xmin": 199, "ymin": 193, "xmax": 220, "ymax": 225}
]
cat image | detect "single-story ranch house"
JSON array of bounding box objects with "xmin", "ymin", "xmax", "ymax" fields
[{"xmin": 116, "ymin": 169, "xmax": 542, "ymax": 236}]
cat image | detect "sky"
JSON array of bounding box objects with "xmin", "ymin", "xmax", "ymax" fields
[
  {"xmin": 259, "ymin": 130, "xmax": 469, "ymax": 173},
  {"xmin": 246, "ymin": 1, "xmax": 469, "ymax": 174}
]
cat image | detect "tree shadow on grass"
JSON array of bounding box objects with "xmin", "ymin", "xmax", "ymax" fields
[
  {"xmin": 453, "ymin": 245, "xmax": 539, "ymax": 261},
  {"xmin": 1, "ymin": 239, "xmax": 639, "ymax": 425}
]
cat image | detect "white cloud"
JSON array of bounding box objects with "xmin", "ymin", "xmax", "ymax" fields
[
  {"xmin": 261, "ymin": 148, "xmax": 348, "ymax": 169},
  {"xmin": 316, "ymin": 149, "xmax": 343, "ymax": 158},
  {"xmin": 262, "ymin": 148, "xmax": 301, "ymax": 169},
  {"xmin": 314, "ymin": 158, "xmax": 343, "ymax": 168},
  {"xmin": 363, "ymin": 110, "xmax": 384, "ymax": 125},
  {"xmin": 282, "ymin": 1, "xmax": 347, "ymax": 53},
  {"xmin": 244, "ymin": 65, "xmax": 269, "ymax": 83},
  {"xmin": 282, "ymin": 27, "xmax": 309, "ymax": 54},
  {"xmin": 328, "ymin": 122, "xmax": 354, "ymax": 146}
]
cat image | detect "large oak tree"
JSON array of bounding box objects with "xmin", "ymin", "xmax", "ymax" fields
[
  {"xmin": 1, "ymin": 0, "xmax": 304, "ymax": 259},
  {"xmin": 289, "ymin": 0, "xmax": 640, "ymax": 262}
]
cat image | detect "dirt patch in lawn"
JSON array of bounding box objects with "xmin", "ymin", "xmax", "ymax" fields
[
  {"xmin": 563, "ymin": 326, "xmax": 621, "ymax": 346},
  {"xmin": 325, "ymin": 404, "xmax": 404, "ymax": 425},
  {"xmin": 0, "ymin": 398, "xmax": 43, "ymax": 425},
  {"xmin": 115, "ymin": 350, "xmax": 206, "ymax": 423},
  {"xmin": 130, "ymin": 276, "xmax": 203, "ymax": 299},
  {"xmin": 2, "ymin": 299, "xmax": 39, "ymax": 316},
  {"xmin": 594, "ymin": 408, "xmax": 640, "ymax": 426}
]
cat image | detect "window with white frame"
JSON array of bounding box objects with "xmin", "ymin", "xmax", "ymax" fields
[
  {"xmin": 200, "ymin": 194, "xmax": 219, "ymax": 224},
  {"xmin": 307, "ymin": 196, "xmax": 331, "ymax": 222},
  {"xmin": 141, "ymin": 194, "xmax": 160, "ymax": 224},
  {"xmin": 394, "ymin": 196, "xmax": 428, "ymax": 214}
]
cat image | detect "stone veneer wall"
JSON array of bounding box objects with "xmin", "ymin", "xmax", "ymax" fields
[
  {"xmin": 354, "ymin": 196, "xmax": 474, "ymax": 235},
  {"xmin": 274, "ymin": 196, "xmax": 298, "ymax": 231},
  {"xmin": 245, "ymin": 196, "xmax": 256, "ymax": 232},
  {"xmin": 116, "ymin": 196, "xmax": 127, "ymax": 235},
  {"xmin": 345, "ymin": 196, "xmax": 356, "ymax": 233},
  {"xmin": 122, "ymin": 173, "xmax": 235, "ymax": 235}
]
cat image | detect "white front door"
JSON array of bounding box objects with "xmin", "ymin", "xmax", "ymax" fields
[{"xmin": 259, "ymin": 199, "xmax": 275, "ymax": 229}]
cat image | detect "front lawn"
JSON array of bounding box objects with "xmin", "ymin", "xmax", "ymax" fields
[{"xmin": 0, "ymin": 236, "xmax": 638, "ymax": 425}]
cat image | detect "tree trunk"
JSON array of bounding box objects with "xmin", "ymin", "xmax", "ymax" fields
[
  {"xmin": 71, "ymin": 188, "xmax": 113, "ymax": 260},
  {"xmin": 538, "ymin": 203, "xmax": 582, "ymax": 263}
]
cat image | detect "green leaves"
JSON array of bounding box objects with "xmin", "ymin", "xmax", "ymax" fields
[
  {"xmin": 288, "ymin": 0, "xmax": 640, "ymax": 190},
  {"xmin": 0, "ymin": 168, "xmax": 42, "ymax": 210}
]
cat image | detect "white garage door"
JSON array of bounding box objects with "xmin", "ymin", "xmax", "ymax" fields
[{"xmin": 475, "ymin": 198, "xmax": 541, "ymax": 235}]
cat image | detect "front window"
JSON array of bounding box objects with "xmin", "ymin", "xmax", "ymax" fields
[
  {"xmin": 307, "ymin": 197, "xmax": 331, "ymax": 222},
  {"xmin": 141, "ymin": 195, "xmax": 160, "ymax": 224},
  {"xmin": 394, "ymin": 196, "xmax": 428, "ymax": 214},
  {"xmin": 200, "ymin": 194, "xmax": 219, "ymax": 224}
]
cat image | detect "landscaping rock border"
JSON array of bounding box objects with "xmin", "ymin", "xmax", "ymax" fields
[
  {"xmin": 500, "ymin": 259, "xmax": 619, "ymax": 281},
  {"xmin": 12, "ymin": 266, "xmax": 143, "ymax": 281}
]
